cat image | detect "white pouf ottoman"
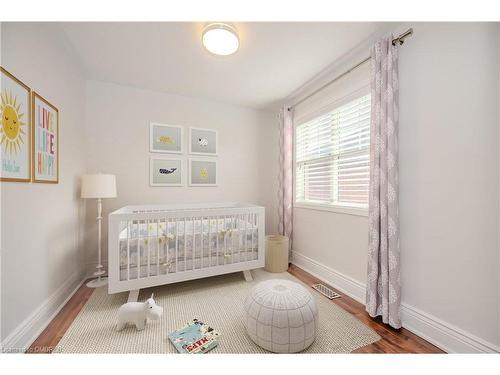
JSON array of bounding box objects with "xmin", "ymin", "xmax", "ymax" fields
[{"xmin": 244, "ymin": 279, "xmax": 318, "ymax": 353}]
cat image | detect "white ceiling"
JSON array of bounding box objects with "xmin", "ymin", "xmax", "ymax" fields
[{"xmin": 58, "ymin": 22, "xmax": 388, "ymax": 109}]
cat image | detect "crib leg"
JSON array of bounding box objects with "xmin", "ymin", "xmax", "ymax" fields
[
  {"xmin": 128, "ymin": 289, "xmax": 140, "ymax": 302},
  {"xmin": 242, "ymin": 270, "xmax": 253, "ymax": 282}
]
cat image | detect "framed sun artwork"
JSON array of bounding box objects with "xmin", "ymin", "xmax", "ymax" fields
[
  {"xmin": 188, "ymin": 158, "xmax": 217, "ymax": 186},
  {"xmin": 0, "ymin": 67, "xmax": 31, "ymax": 182},
  {"xmin": 32, "ymin": 92, "xmax": 59, "ymax": 183}
]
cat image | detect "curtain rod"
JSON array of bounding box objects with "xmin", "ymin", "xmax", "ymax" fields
[{"xmin": 288, "ymin": 28, "xmax": 413, "ymax": 111}]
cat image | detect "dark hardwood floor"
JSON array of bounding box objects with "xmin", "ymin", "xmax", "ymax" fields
[
  {"xmin": 27, "ymin": 265, "xmax": 444, "ymax": 354},
  {"xmin": 287, "ymin": 264, "xmax": 444, "ymax": 353},
  {"xmin": 28, "ymin": 281, "xmax": 94, "ymax": 353}
]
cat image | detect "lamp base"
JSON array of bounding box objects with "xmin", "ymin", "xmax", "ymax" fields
[{"xmin": 86, "ymin": 277, "xmax": 108, "ymax": 288}]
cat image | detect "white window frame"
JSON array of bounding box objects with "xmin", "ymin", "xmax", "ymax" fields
[{"xmin": 293, "ymin": 86, "xmax": 370, "ymax": 217}]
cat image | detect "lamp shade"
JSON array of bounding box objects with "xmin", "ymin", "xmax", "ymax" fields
[{"xmin": 81, "ymin": 174, "xmax": 117, "ymax": 199}]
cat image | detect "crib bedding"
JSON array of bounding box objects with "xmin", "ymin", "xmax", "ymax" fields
[
  {"xmin": 119, "ymin": 217, "xmax": 257, "ymax": 239},
  {"xmin": 118, "ymin": 217, "xmax": 258, "ymax": 275}
]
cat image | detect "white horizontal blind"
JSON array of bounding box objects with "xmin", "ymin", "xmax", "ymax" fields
[{"xmin": 295, "ymin": 94, "xmax": 371, "ymax": 208}]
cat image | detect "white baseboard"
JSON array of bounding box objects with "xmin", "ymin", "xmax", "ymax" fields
[
  {"xmin": 401, "ymin": 303, "xmax": 500, "ymax": 353},
  {"xmin": 1, "ymin": 272, "xmax": 86, "ymax": 353},
  {"xmin": 291, "ymin": 250, "xmax": 500, "ymax": 353},
  {"xmin": 291, "ymin": 250, "xmax": 366, "ymax": 304}
]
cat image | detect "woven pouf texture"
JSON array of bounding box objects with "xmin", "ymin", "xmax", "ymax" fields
[{"xmin": 244, "ymin": 279, "xmax": 318, "ymax": 353}]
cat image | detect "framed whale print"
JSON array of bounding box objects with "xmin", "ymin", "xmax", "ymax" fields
[
  {"xmin": 0, "ymin": 67, "xmax": 31, "ymax": 182},
  {"xmin": 32, "ymin": 92, "xmax": 59, "ymax": 183},
  {"xmin": 189, "ymin": 158, "xmax": 217, "ymax": 186},
  {"xmin": 150, "ymin": 123, "xmax": 183, "ymax": 154},
  {"xmin": 189, "ymin": 127, "xmax": 217, "ymax": 156},
  {"xmin": 150, "ymin": 157, "xmax": 183, "ymax": 186}
]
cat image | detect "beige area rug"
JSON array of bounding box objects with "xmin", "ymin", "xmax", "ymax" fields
[{"xmin": 55, "ymin": 269, "xmax": 380, "ymax": 353}]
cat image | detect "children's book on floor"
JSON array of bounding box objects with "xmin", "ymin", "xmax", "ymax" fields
[{"xmin": 168, "ymin": 319, "xmax": 221, "ymax": 353}]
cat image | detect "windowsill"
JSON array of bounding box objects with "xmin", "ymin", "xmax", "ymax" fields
[{"xmin": 294, "ymin": 202, "xmax": 368, "ymax": 217}]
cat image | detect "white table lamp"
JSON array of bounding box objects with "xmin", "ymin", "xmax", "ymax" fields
[{"xmin": 81, "ymin": 174, "xmax": 117, "ymax": 288}]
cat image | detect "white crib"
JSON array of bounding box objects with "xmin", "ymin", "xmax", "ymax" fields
[{"xmin": 108, "ymin": 203, "xmax": 265, "ymax": 295}]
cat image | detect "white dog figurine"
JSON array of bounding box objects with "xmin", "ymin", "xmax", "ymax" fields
[{"xmin": 116, "ymin": 293, "xmax": 163, "ymax": 331}]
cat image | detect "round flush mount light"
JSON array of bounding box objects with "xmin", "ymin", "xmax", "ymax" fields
[{"xmin": 202, "ymin": 23, "xmax": 239, "ymax": 56}]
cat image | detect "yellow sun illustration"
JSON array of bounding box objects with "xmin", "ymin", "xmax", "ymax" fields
[
  {"xmin": 0, "ymin": 90, "xmax": 26, "ymax": 155},
  {"xmin": 200, "ymin": 168, "xmax": 208, "ymax": 179}
]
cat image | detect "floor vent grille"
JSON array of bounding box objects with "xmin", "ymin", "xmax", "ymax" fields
[{"xmin": 312, "ymin": 283, "xmax": 341, "ymax": 300}]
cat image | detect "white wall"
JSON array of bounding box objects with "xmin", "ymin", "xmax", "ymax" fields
[
  {"xmin": 83, "ymin": 81, "xmax": 277, "ymax": 270},
  {"xmin": 1, "ymin": 23, "xmax": 87, "ymax": 346},
  {"xmin": 290, "ymin": 23, "xmax": 500, "ymax": 351},
  {"xmin": 498, "ymin": 25, "xmax": 500, "ymax": 343},
  {"xmin": 399, "ymin": 22, "xmax": 499, "ymax": 349}
]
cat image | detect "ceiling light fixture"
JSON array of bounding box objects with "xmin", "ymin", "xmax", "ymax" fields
[{"xmin": 202, "ymin": 23, "xmax": 239, "ymax": 56}]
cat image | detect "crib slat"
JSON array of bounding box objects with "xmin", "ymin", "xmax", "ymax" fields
[
  {"xmin": 200, "ymin": 216, "xmax": 204, "ymax": 269},
  {"xmin": 244, "ymin": 214, "xmax": 250, "ymax": 260},
  {"xmin": 175, "ymin": 218, "xmax": 178, "ymax": 273},
  {"xmin": 192, "ymin": 217, "xmax": 195, "ymax": 270},
  {"xmin": 208, "ymin": 216, "xmax": 211, "ymax": 268},
  {"xmin": 127, "ymin": 221, "xmax": 130, "ymax": 281},
  {"xmin": 238, "ymin": 214, "xmax": 246, "ymax": 262},
  {"xmin": 184, "ymin": 218, "xmax": 187, "ymax": 272},
  {"xmin": 147, "ymin": 220, "xmax": 151, "ymax": 277},
  {"xmin": 252, "ymin": 213, "xmax": 256, "ymax": 260},
  {"xmin": 202, "ymin": 216, "xmax": 206, "ymax": 269},
  {"xmin": 137, "ymin": 220, "xmax": 141, "ymax": 279},
  {"xmin": 216, "ymin": 215, "xmax": 219, "ymax": 266},
  {"xmin": 224, "ymin": 216, "xmax": 227, "ymax": 265},
  {"xmin": 232, "ymin": 215, "xmax": 235, "ymax": 264},
  {"xmin": 156, "ymin": 219, "xmax": 160, "ymax": 276},
  {"xmin": 166, "ymin": 218, "xmax": 169, "ymax": 275}
]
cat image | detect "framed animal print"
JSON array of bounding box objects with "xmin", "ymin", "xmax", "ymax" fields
[
  {"xmin": 32, "ymin": 92, "xmax": 59, "ymax": 183},
  {"xmin": 150, "ymin": 157, "xmax": 183, "ymax": 186},
  {"xmin": 189, "ymin": 158, "xmax": 217, "ymax": 186},
  {"xmin": 0, "ymin": 67, "xmax": 31, "ymax": 182},
  {"xmin": 189, "ymin": 127, "xmax": 217, "ymax": 156},
  {"xmin": 150, "ymin": 123, "xmax": 183, "ymax": 154}
]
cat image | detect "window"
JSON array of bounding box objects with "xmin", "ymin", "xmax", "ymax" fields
[{"xmin": 295, "ymin": 94, "xmax": 370, "ymax": 212}]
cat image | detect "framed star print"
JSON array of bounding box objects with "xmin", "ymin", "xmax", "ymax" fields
[
  {"xmin": 32, "ymin": 92, "xmax": 59, "ymax": 183},
  {"xmin": 150, "ymin": 123, "xmax": 183, "ymax": 154},
  {"xmin": 0, "ymin": 67, "xmax": 31, "ymax": 182},
  {"xmin": 189, "ymin": 158, "xmax": 217, "ymax": 186}
]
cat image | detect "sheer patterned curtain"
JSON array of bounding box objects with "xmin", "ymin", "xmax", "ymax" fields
[
  {"xmin": 366, "ymin": 36, "xmax": 402, "ymax": 329},
  {"xmin": 278, "ymin": 106, "xmax": 293, "ymax": 252}
]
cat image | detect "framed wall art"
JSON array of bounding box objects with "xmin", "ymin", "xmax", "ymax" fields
[
  {"xmin": 0, "ymin": 67, "xmax": 31, "ymax": 182},
  {"xmin": 189, "ymin": 158, "xmax": 217, "ymax": 186},
  {"xmin": 150, "ymin": 157, "xmax": 183, "ymax": 186},
  {"xmin": 150, "ymin": 123, "xmax": 183, "ymax": 154},
  {"xmin": 32, "ymin": 92, "xmax": 59, "ymax": 183},
  {"xmin": 189, "ymin": 127, "xmax": 217, "ymax": 156}
]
